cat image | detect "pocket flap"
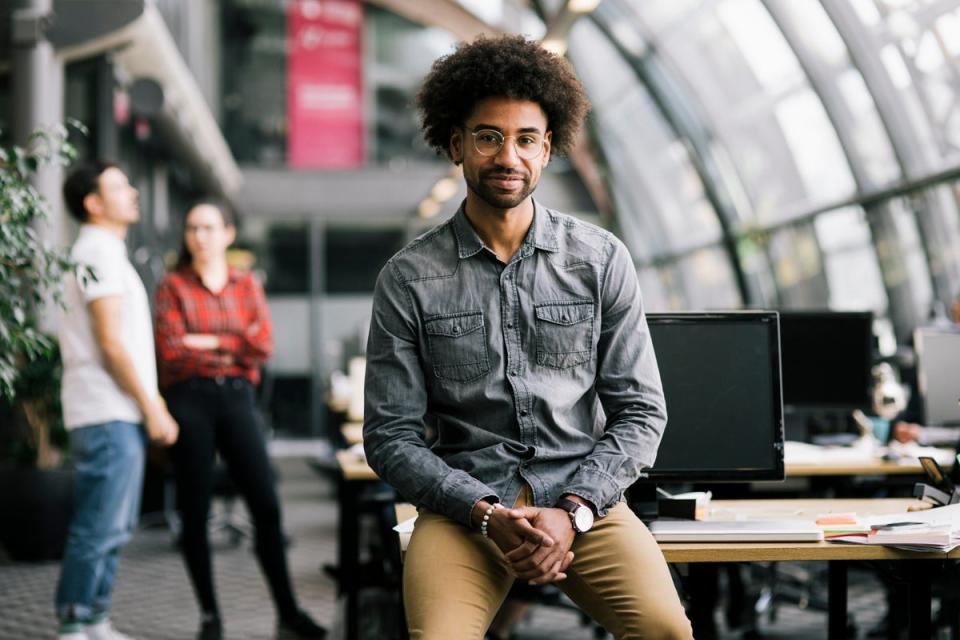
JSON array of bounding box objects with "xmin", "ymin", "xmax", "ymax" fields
[
  {"xmin": 425, "ymin": 311, "xmax": 484, "ymax": 337},
  {"xmin": 535, "ymin": 302, "xmax": 594, "ymax": 326}
]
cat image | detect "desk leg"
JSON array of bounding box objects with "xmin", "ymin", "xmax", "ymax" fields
[
  {"xmin": 338, "ymin": 478, "xmax": 361, "ymax": 640},
  {"xmin": 907, "ymin": 561, "xmax": 932, "ymax": 640},
  {"xmin": 827, "ymin": 561, "xmax": 847, "ymax": 640}
]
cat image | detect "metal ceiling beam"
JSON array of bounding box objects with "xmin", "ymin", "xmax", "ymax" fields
[{"xmin": 365, "ymin": 0, "xmax": 499, "ymax": 41}]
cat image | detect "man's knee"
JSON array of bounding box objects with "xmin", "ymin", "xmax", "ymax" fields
[{"xmin": 641, "ymin": 610, "xmax": 693, "ymax": 640}]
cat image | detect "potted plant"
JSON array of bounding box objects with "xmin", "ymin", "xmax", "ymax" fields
[{"xmin": 0, "ymin": 123, "xmax": 91, "ymax": 561}]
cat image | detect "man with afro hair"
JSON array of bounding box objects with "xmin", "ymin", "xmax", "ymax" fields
[{"xmin": 363, "ymin": 35, "xmax": 692, "ymax": 639}]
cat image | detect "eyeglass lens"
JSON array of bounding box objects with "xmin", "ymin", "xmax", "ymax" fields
[{"xmin": 472, "ymin": 129, "xmax": 543, "ymax": 159}]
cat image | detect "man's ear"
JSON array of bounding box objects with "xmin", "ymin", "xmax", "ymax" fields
[
  {"xmin": 83, "ymin": 192, "xmax": 102, "ymax": 221},
  {"xmin": 542, "ymin": 130, "xmax": 553, "ymax": 167},
  {"xmin": 449, "ymin": 129, "xmax": 464, "ymax": 165}
]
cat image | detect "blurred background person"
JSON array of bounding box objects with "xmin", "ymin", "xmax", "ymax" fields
[
  {"xmin": 154, "ymin": 202, "xmax": 326, "ymax": 640},
  {"xmin": 57, "ymin": 161, "xmax": 179, "ymax": 640}
]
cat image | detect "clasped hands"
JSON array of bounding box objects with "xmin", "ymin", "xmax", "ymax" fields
[{"xmin": 476, "ymin": 501, "xmax": 577, "ymax": 585}]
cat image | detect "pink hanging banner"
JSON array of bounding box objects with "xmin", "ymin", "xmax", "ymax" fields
[{"xmin": 287, "ymin": 0, "xmax": 364, "ymax": 168}]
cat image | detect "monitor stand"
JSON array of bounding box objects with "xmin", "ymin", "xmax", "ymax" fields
[{"xmin": 628, "ymin": 483, "xmax": 701, "ymax": 523}]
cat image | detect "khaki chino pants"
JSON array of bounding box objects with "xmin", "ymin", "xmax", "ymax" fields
[{"xmin": 403, "ymin": 484, "xmax": 693, "ymax": 639}]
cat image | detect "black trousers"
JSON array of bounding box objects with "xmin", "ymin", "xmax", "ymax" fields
[{"xmin": 165, "ymin": 376, "xmax": 298, "ymax": 619}]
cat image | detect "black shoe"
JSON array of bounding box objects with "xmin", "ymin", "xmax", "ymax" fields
[
  {"xmin": 277, "ymin": 609, "xmax": 327, "ymax": 639},
  {"xmin": 197, "ymin": 617, "xmax": 222, "ymax": 640}
]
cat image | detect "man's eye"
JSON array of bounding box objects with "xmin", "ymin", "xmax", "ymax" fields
[
  {"xmin": 477, "ymin": 132, "xmax": 501, "ymax": 143},
  {"xmin": 518, "ymin": 136, "xmax": 538, "ymax": 146}
]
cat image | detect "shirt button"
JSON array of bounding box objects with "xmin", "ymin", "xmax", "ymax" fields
[
  {"xmin": 215, "ymin": 375, "xmax": 225, "ymax": 385},
  {"xmin": 520, "ymin": 409, "xmax": 528, "ymax": 417},
  {"xmin": 506, "ymin": 322, "xmax": 513, "ymax": 329},
  {"xmin": 453, "ymin": 326, "xmax": 461, "ymax": 334}
]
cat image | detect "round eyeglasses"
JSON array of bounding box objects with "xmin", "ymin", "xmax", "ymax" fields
[{"xmin": 469, "ymin": 129, "xmax": 545, "ymax": 160}]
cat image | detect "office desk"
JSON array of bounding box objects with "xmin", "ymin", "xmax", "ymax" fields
[
  {"xmin": 785, "ymin": 442, "xmax": 955, "ymax": 477},
  {"xmin": 786, "ymin": 460, "xmax": 933, "ymax": 476},
  {"xmin": 394, "ymin": 496, "xmax": 954, "ymax": 640},
  {"xmin": 669, "ymin": 499, "xmax": 955, "ymax": 640},
  {"xmin": 334, "ymin": 450, "xmax": 399, "ymax": 640}
]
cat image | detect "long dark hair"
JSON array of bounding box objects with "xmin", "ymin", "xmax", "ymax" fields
[{"xmin": 175, "ymin": 199, "xmax": 237, "ymax": 271}]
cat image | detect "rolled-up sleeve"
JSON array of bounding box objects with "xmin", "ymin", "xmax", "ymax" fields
[
  {"xmin": 561, "ymin": 238, "xmax": 667, "ymax": 516},
  {"xmin": 363, "ymin": 261, "xmax": 498, "ymax": 526}
]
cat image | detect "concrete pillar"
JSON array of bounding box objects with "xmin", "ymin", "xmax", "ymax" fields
[{"xmin": 12, "ymin": 0, "xmax": 67, "ymax": 333}]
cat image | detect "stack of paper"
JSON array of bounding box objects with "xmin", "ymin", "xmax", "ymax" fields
[
  {"xmin": 828, "ymin": 503, "xmax": 960, "ymax": 552},
  {"xmin": 815, "ymin": 513, "xmax": 871, "ymax": 538}
]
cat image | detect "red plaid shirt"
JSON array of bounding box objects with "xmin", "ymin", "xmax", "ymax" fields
[{"xmin": 154, "ymin": 267, "xmax": 273, "ymax": 389}]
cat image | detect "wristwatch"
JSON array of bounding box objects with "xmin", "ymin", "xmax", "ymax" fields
[{"xmin": 557, "ymin": 497, "xmax": 594, "ymax": 533}]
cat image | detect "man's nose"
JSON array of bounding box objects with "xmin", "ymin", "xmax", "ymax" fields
[{"xmin": 494, "ymin": 138, "xmax": 521, "ymax": 166}]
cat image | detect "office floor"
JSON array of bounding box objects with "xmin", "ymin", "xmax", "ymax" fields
[{"xmin": 0, "ymin": 457, "xmax": 936, "ymax": 640}]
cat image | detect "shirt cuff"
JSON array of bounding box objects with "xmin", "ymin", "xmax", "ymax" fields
[
  {"xmin": 449, "ymin": 483, "xmax": 500, "ymax": 528},
  {"xmin": 562, "ymin": 468, "xmax": 621, "ymax": 518}
]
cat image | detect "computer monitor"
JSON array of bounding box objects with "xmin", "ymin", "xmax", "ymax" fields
[
  {"xmin": 778, "ymin": 311, "xmax": 873, "ymax": 410},
  {"xmin": 914, "ymin": 327, "xmax": 960, "ymax": 426},
  {"xmin": 640, "ymin": 311, "xmax": 784, "ymax": 483}
]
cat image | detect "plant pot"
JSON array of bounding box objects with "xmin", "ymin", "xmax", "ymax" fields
[{"xmin": 0, "ymin": 466, "xmax": 75, "ymax": 562}]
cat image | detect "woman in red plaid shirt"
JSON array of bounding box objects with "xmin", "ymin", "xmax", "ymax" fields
[{"xmin": 154, "ymin": 202, "xmax": 326, "ymax": 640}]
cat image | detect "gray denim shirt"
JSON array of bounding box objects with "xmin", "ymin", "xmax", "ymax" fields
[{"xmin": 363, "ymin": 200, "xmax": 667, "ymax": 527}]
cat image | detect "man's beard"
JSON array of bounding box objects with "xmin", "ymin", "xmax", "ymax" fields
[{"xmin": 466, "ymin": 169, "xmax": 537, "ymax": 210}]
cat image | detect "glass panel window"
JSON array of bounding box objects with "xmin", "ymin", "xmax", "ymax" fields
[
  {"xmin": 676, "ymin": 246, "xmax": 742, "ymax": 311},
  {"xmin": 775, "ymin": 90, "xmax": 855, "ymax": 205},
  {"xmin": 630, "ymin": 0, "xmax": 857, "ymax": 224},
  {"xmin": 569, "ymin": 20, "xmax": 723, "ymax": 256},
  {"xmin": 814, "ymin": 207, "xmax": 888, "ymax": 312},
  {"xmin": 637, "ymin": 267, "xmax": 669, "ymax": 313},
  {"xmin": 888, "ymin": 197, "xmax": 934, "ymax": 316},
  {"xmin": 768, "ymin": 224, "xmax": 828, "ymax": 308},
  {"xmin": 880, "ymin": 5, "xmax": 960, "ymax": 159}
]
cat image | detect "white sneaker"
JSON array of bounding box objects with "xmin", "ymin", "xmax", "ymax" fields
[
  {"xmin": 84, "ymin": 620, "xmax": 135, "ymax": 640},
  {"xmin": 57, "ymin": 631, "xmax": 87, "ymax": 640}
]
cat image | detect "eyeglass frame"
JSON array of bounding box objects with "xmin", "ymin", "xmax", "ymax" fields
[{"xmin": 465, "ymin": 127, "xmax": 548, "ymax": 160}]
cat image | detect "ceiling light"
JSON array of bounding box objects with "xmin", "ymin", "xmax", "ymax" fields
[
  {"xmin": 568, "ymin": 0, "xmax": 601, "ymax": 14},
  {"xmin": 418, "ymin": 198, "xmax": 442, "ymax": 219},
  {"xmin": 540, "ymin": 37, "xmax": 567, "ymax": 55},
  {"xmin": 431, "ymin": 177, "xmax": 459, "ymax": 202}
]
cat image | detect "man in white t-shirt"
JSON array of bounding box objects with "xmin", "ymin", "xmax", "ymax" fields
[{"xmin": 55, "ymin": 161, "xmax": 178, "ymax": 640}]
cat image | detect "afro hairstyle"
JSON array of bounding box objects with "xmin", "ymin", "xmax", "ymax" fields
[{"xmin": 416, "ymin": 35, "xmax": 590, "ymax": 160}]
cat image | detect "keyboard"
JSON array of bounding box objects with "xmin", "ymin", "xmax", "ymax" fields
[{"xmin": 648, "ymin": 519, "xmax": 824, "ymax": 542}]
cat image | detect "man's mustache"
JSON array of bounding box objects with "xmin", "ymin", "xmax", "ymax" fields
[{"xmin": 482, "ymin": 170, "xmax": 528, "ymax": 180}]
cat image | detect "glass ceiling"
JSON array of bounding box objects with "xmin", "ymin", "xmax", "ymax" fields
[{"xmin": 559, "ymin": 0, "xmax": 960, "ymax": 343}]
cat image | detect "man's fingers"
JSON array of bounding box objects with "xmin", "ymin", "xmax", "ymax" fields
[
  {"xmin": 529, "ymin": 560, "xmax": 567, "ymax": 585},
  {"xmin": 509, "ymin": 544, "xmax": 556, "ymax": 575},
  {"xmin": 560, "ymin": 550, "xmax": 575, "ymax": 572},
  {"xmin": 504, "ymin": 541, "xmax": 538, "ymax": 562}
]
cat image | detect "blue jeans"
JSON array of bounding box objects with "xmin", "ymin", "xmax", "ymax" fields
[{"xmin": 55, "ymin": 420, "xmax": 146, "ymax": 622}]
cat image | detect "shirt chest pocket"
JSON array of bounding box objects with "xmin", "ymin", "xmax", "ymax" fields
[
  {"xmin": 534, "ymin": 301, "xmax": 595, "ymax": 369},
  {"xmin": 424, "ymin": 311, "xmax": 491, "ymax": 382}
]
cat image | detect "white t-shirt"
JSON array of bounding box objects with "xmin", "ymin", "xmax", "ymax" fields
[{"xmin": 59, "ymin": 225, "xmax": 158, "ymax": 429}]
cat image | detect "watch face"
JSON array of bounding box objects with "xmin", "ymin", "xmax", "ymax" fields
[{"xmin": 574, "ymin": 506, "xmax": 594, "ymax": 532}]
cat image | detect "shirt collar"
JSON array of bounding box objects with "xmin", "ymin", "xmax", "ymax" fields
[
  {"xmin": 451, "ymin": 198, "xmax": 559, "ymax": 260},
  {"xmin": 79, "ymin": 224, "xmax": 127, "ymax": 253}
]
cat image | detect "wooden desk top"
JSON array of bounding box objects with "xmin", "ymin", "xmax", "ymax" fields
[
  {"xmin": 659, "ymin": 498, "xmax": 960, "ymax": 562},
  {"xmin": 395, "ymin": 498, "xmax": 960, "ymax": 562},
  {"xmin": 341, "ymin": 422, "xmax": 364, "ymax": 446},
  {"xmin": 336, "ymin": 450, "xmax": 379, "ymax": 481},
  {"xmin": 785, "ymin": 460, "xmax": 929, "ymax": 476}
]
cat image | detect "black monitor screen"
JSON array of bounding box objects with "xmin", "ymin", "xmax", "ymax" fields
[
  {"xmin": 645, "ymin": 312, "xmax": 784, "ymax": 481},
  {"xmin": 779, "ymin": 311, "xmax": 873, "ymax": 409}
]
